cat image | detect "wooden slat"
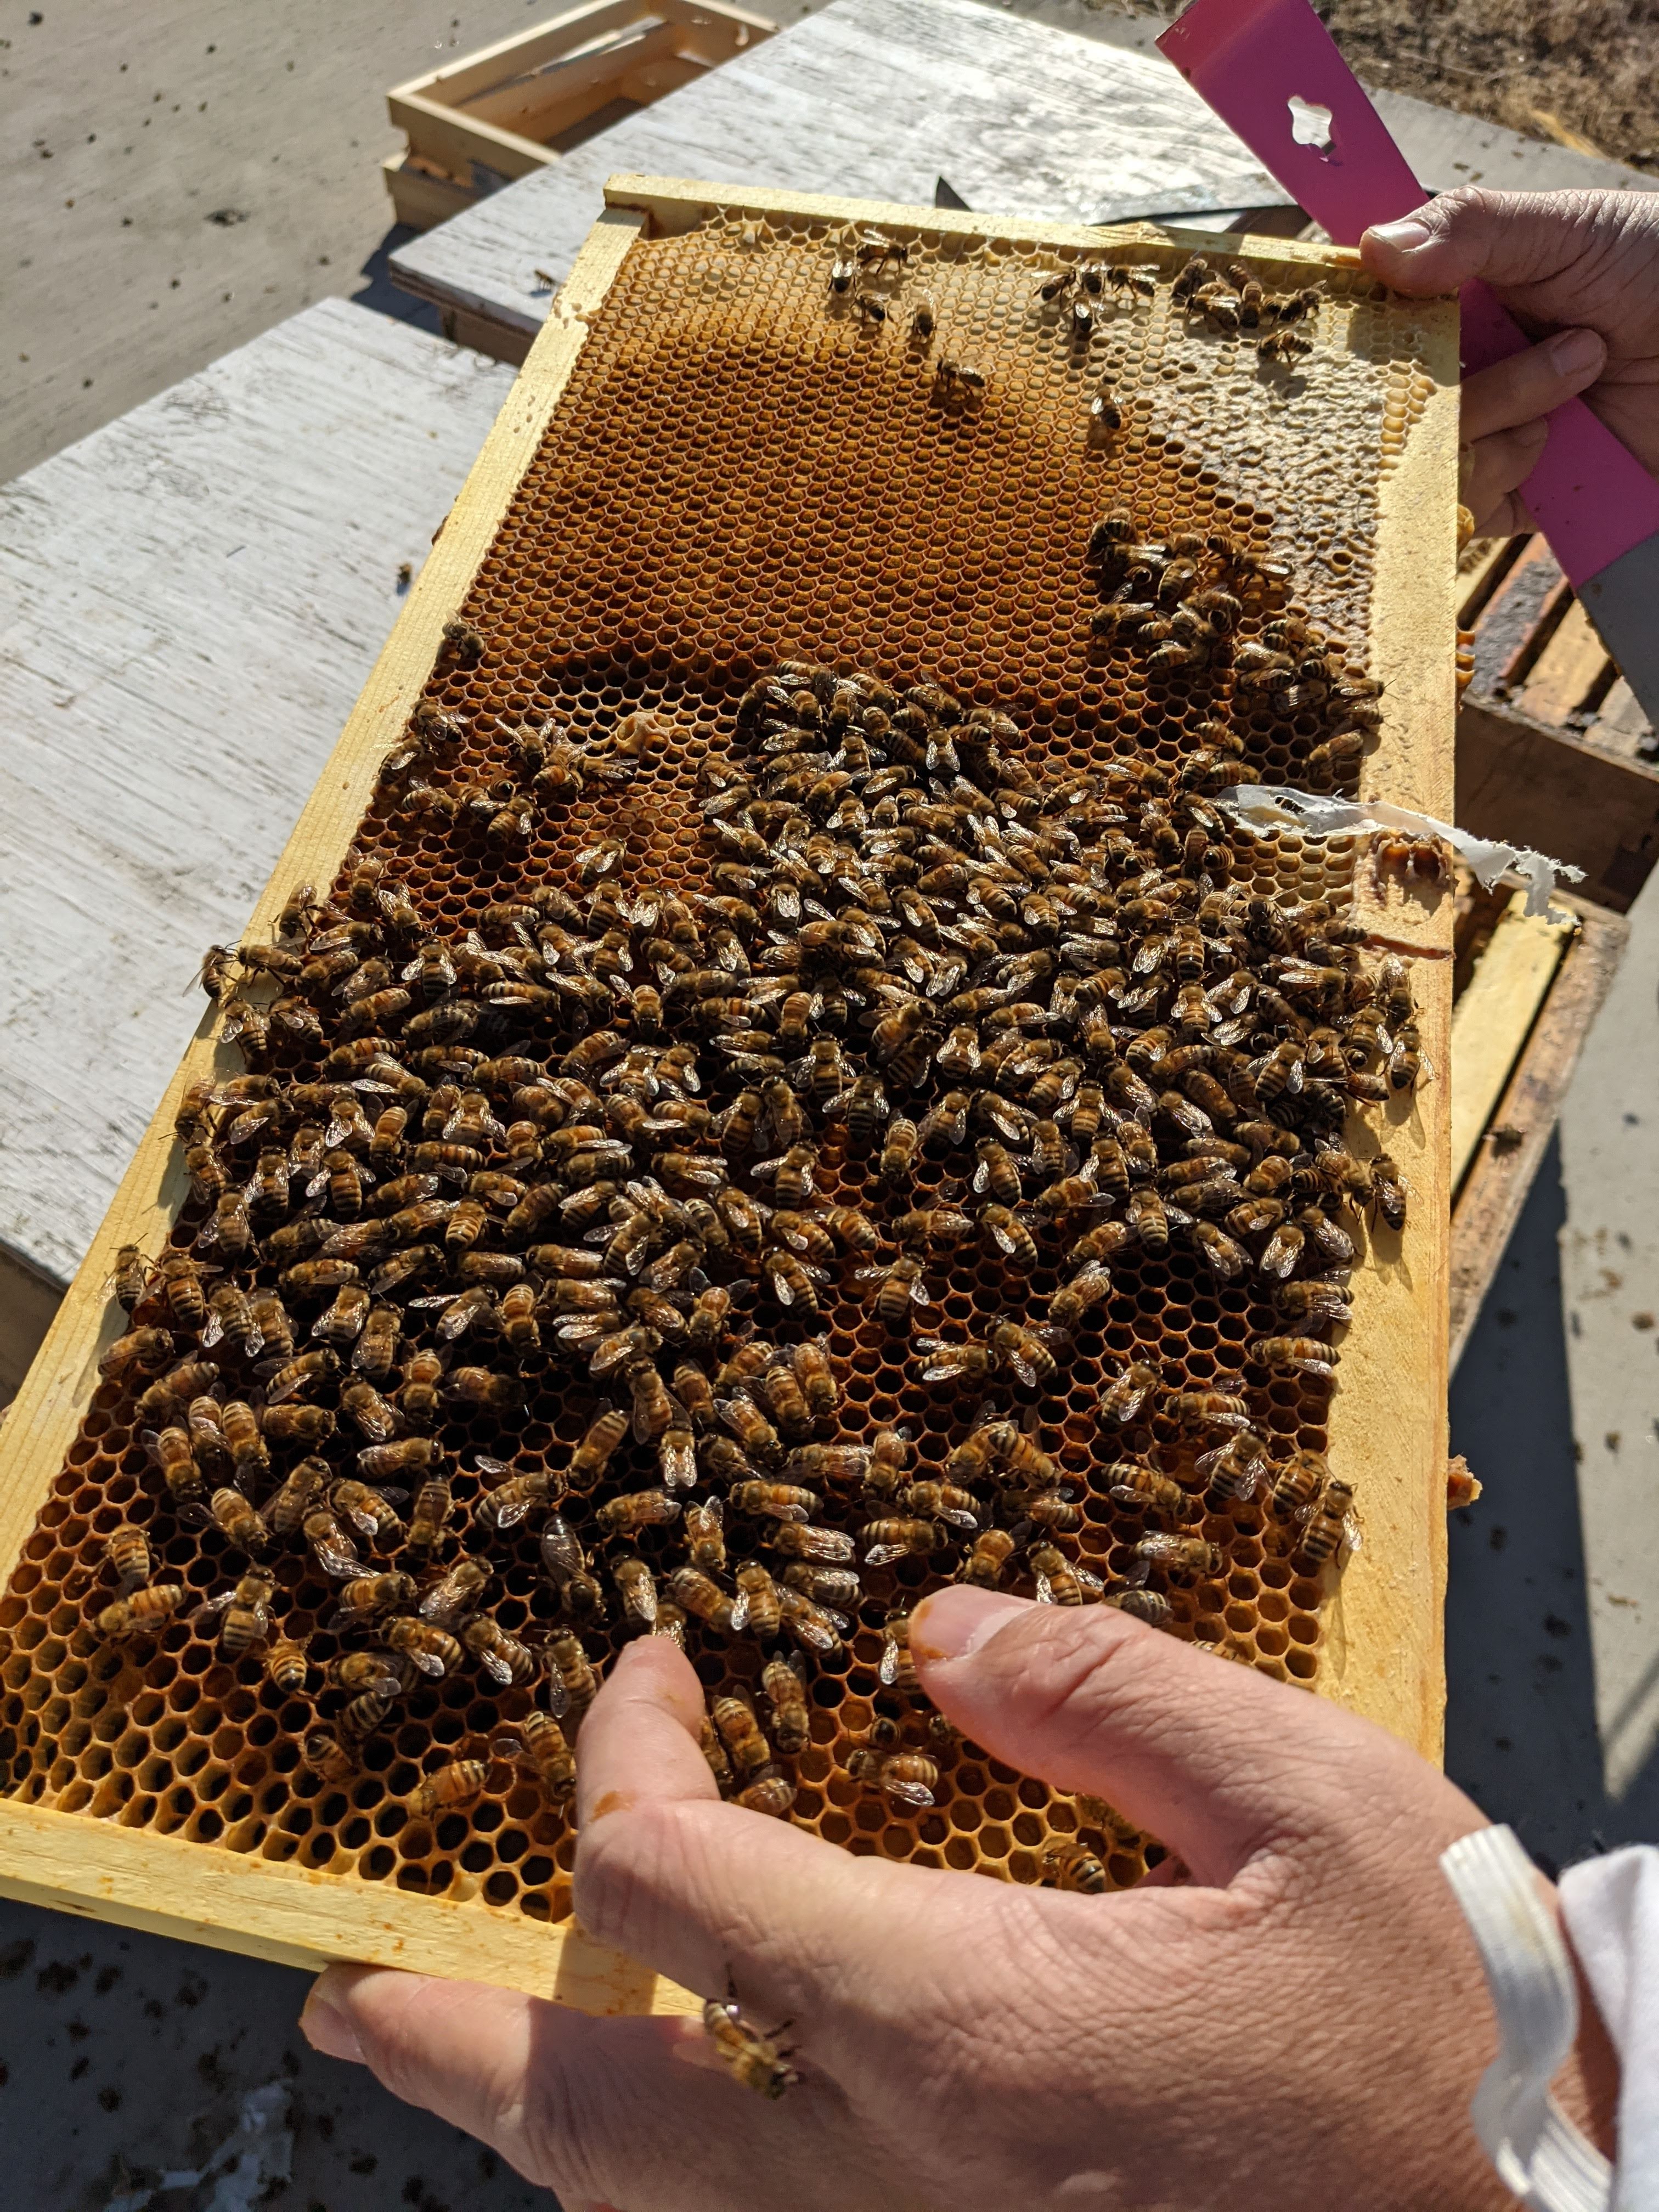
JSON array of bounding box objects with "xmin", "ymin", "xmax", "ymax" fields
[
  {"xmin": 1468, "ymin": 536, "xmax": 1564, "ymax": 694},
  {"xmin": 1514, "ymin": 599, "xmax": 1616, "ymax": 727},
  {"xmin": 1583, "ymin": 676, "xmax": 1655, "ymax": 761},
  {"xmin": 1450, "ymin": 904, "xmax": 1628, "ymax": 1370},
  {"xmin": 1456, "ymin": 695, "xmax": 1659, "ymax": 912},
  {"xmin": 1448, "ymin": 898, "xmax": 1575, "ymax": 1195}
]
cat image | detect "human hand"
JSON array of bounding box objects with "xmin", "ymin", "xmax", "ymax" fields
[
  {"xmin": 1360, "ymin": 187, "xmax": 1659, "ymax": 537},
  {"xmin": 298, "ymin": 1588, "xmax": 1614, "ymax": 2209}
]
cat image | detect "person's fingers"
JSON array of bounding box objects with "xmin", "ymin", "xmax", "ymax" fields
[
  {"xmin": 1359, "ymin": 185, "xmax": 1620, "ymax": 299},
  {"xmin": 1460, "ymin": 327, "xmax": 1605, "ymax": 442},
  {"xmin": 301, "ymin": 1963, "xmax": 882, "ymax": 2212},
  {"xmin": 911, "ymin": 1588, "xmax": 1485, "ymax": 1884},
  {"xmin": 572, "ymin": 1636, "xmax": 950, "ymax": 2041},
  {"xmin": 1464, "ymin": 420, "xmax": 1548, "ymax": 537}
]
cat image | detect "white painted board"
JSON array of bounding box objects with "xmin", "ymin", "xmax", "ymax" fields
[
  {"xmin": 391, "ymin": 0, "xmax": 1288, "ymax": 336},
  {"xmin": 0, "ymin": 298, "xmax": 515, "ymax": 1288}
]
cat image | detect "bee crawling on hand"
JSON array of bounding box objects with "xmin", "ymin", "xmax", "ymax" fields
[{"xmin": 701, "ymin": 1976, "xmax": 803, "ymax": 2099}]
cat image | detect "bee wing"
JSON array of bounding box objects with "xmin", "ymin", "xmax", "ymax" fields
[
  {"xmin": 476, "ymin": 1649, "xmax": 515, "ymax": 1687},
  {"xmin": 339, "ymin": 1501, "xmax": 381, "ymax": 1537},
  {"xmin": 1342, "ymin": 1513, "xmax": 1364, "ymax": 1554},
  {"xmin": 473, "ymin": 1457, "xmax": 513, "ymax": 1479},
  {"xmin": 939, "ymin": 1508, "xmax": 979, "ymax": 1530},
  {"xmin": 884, "ymin": 1779, "xmax": 935, "ymax": 1810},
  {"xmin": 986, "ymin": 1215, "xmax": 1024, "ymax": 1257},
  {"xmin": 490, "ymin": 1497, "xmax": 533, "ymax": 1532},
  {"xmin": 189, "ymin": 1593, "xmax": 238, "ymax": 1627},
  {"xmin": 409, "ymin": 1648, "xmax": 447, "ymax": 1677},
  {"xmin": 200, "ymin": 1309, "xmax": 224, "ymax": 1350},
  {"xmin": 1032, "ymin": 1571, "xmax": 1056, "ymax": 1605},
  {"xmin": 864, "ymin": 1543, "xmax": 909, "ymax": 1566},
  {"xmin": 1004, "ymin": 1350, "xmax": 1039, "ymax": 1388},
  {"xmin": 312, "ymin": 1536, "xmax": 364, "ymax": 1579},
  {"xmin": 724, "ymin": 1589, "xmax": 750, "ymax": 1633}
]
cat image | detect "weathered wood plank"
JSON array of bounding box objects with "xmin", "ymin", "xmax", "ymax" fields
[
  {"xmin": 1455, "ymin": 696, "xmax": 1659, "ymax": 914},
  {"xmin": 1448, "ymin": 898, "xmax": 1574, "ymax": 1196},
  {"xmin": 0, "ymin": 301, "xmax": 516, "ymax": 1297},
  {"xmin": 390, "ymin": 0, "xmax": 1286, "ymax": 338},
  {"xmin": 1449, "ymin": 904, "xmax": 1628, "ymax": 1371}
]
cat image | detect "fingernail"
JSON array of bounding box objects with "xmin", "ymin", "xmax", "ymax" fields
[
  {"xmin": 910, "ymin": 1587, "xmax": 1029, "ymax": 1663},
  {"xmin": 1549, "ymin": 326, "xmax": 1603, "ymax": 376},
  {"xmin": 300, "ymin": 1993, "xmax": 365, "ymax": 2065},
  {"xmin": 1365, "ymin": 217, "xmax": 1432, "ymax": 252}
]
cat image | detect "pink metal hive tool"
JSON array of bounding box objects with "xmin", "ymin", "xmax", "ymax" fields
[{"xmin": 1158, "ymin": 0, "xmax": 1659, "ymax": 719}]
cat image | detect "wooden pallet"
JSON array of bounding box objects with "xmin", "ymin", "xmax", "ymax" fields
[
  {"xmin": 383, "ymin": 0, "xmax": 777, "ymax": 232},
  {"xmin": 0, "ymin": 178, "xmax": 1459, "ymax": 2005}
]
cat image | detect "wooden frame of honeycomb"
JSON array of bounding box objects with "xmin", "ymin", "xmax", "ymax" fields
[{"xmin": 0, "ymin": 178, "xmax": 1458, "ymax": 2017}]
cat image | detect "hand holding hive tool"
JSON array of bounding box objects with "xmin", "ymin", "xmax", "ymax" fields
[
  {"xmin": 299, "ymin": 1598, "xmax": 1617, "ymax": 2205},
  {"xmin": 1158, "ymin": 0, "xmax": 1659, "ymax": 724}
]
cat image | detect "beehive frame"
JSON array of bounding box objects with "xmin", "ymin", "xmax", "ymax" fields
[{"xmin": 0, "ymin": 178, "xmax": 1458, "ymax": 2014}]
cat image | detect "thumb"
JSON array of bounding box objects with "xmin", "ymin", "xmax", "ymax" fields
[
  {"xmin": 1360, "ymin": 184, "xmax": 1607, "ymax": 300},
  {"xmin": 910, "ymin": 1587, "xmax": 1462, "ymax": 1884}
]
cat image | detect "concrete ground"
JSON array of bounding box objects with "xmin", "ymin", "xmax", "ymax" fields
[{"xmin": 5, "ymin": 0, "xmax": 1659, "ymax": 2201}]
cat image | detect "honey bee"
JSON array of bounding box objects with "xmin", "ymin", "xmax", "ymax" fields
[
  {"xmin": 98, "ymin": 1584, "xmax": 187, "ymax": 1640},
  {"xmin": 718, "ymin": 1395, "xmax": 782, "ymax": 1467},
  {"xmin": 103, "ymin": 1521, "xmax": 153, "ymax": 1594},
  {"xmin": 667, "ymin": 1564, "xmax": 748, "ymax": 1634},
  {"xmin": 765, "ymin": 1519, "xmax": 855, "ymax": 1562},
  {"xmin": 1107, "ymin": 1585, "xmax": 1173, "ymax": 1627},
  {"xmin": 1099, "ymin": 1362, "xmax": 1159, "ymax": 1426},
  {"xmin": 848, "ymin": 1746, "xmax": 938, "ymax": 1810},
  {"xmin": 702, "ymin": 1987, "xmax": 802, "ymax": 2097},
  {"xmin": 933, "ymin": 357, "xmax": 986, "ymax": 399},
  {"xmin": 1029, "ymin": 1542, "xmax": 1105, "ymax": 1605},
  {"xmin": 861, "ymin": 1517, "xmax": 943, "ymax": 1565},
  {"xmin": 329, "ymin": 1571, "xmax": 419, "ymax": 1629},
  {"xmin": 595, "ymin": 1487, "xmax": 682, "ymax": 1536},
  {"xmin": 1297, "ymin": 1476, "xmax": 1360, "ymax": 1569},
  {"xmin": 99, "ymin": 1325, "xmax": 175, "ymax": 1381},
  {"xmin": 729, "ymin": 1480, "xmax": 821, "ymax": 1524},
  {"xmin": 507, "ymin": 1711, "xmax": 576, "ymax": 1801},
  {"xmin": 194, "ymin": 1567, "xmax": 278, "ymax": 1655},
  {"xmin": 1370, "ymin": 1150, "xmax": 1407, "ymax": 1232},
  {"xmin": 1197, "ymin": 1430, "xmax": 1267, "ymax": 1510},
  {"xmin": 217, "ymin": 1397, "xmax": 270, "ymax": 1483},
  {"xmin": 303, "ymin": 1730, "xmax": 357, "ymax": 1781},
  {"xmin": 751, "ymin": 1653, "xmax": 809, "ymax": 1756},
  {"xmin": 1135, "ymin": 1533, "xmax": 1222, "ymax": 1581},
  {"xmin": 259, "ymin": 1456, "xmax": 326, "ymax": 1539},
  {"xmin": 1042, "ymin": 1840, "xmax": 1108, "ymax": 1893},
  {"xmin": 1268, "ymin": 1449, "xmax": 1330, "ymax": 1522},
  {"xmin": 735, "ymin": 1768, "xmax": 797, "ymax": 1817},
  {"xmin": 265, "ymin": 1636, "xmax": 312, "ymax": 1693},
  {"xmin": 1250, "ymin": 1334, "xmax": 1340, "ymax": 1378},
  {"xmin": 684, "ymin": 1496, "xmax": 727, "ymax": 1574},
  {"xmin": 477, "ymin": 1471, "xmax": 563, "ymax": 1534},
  {"xmin": 569, "ymin": 1405, "xmax": 631, "ymax": 1483},
  {"xmin": 713, "ymin": 1694, "xmax": 772, "ymax": 1778},
  {"xmin": 545, "ymin": 1632, "xmax": 600, "ymax": 1722},
  {"xmin": 1106, "ymin": 1462, "xmax": 1200, "ymax": 1521},
  {"xmin": 462, "ymin": 1611, "xmax": 542, "ymax": 1684},
  {"xmin": 146, "ymin": 1424, "xmax": 202, "ymax": 1506},
  {"xmin": 407, "ymin": 1759, "xmax": 488, "ymax": 1818}
]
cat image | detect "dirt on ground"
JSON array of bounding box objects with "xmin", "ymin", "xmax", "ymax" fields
[{"xmin": 1126, "ymin": 0, "xmax": 1659, "ymax": 171}]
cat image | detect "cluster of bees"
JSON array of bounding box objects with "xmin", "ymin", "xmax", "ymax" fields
[
  {"xmin": 83, "ymin": 466, "xmax": 1407, "ymax": 1889},
  {"xmin": 818, "ymin": 230, "xmax": 1325, "ymax": 438}
]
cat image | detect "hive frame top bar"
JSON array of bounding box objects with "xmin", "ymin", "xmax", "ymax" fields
[
  {"xmin": 599, "ymin": 169, "xmax": 1357, "ymax": 264},
  {"xmin": 0, "ymin": 180, "xmax": 1455, "ymax": 2007}
]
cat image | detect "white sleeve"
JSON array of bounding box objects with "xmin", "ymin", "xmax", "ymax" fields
[{"xmin": 1559, "ymin": 1847, "xmax": 1659, "ymax": 2211}]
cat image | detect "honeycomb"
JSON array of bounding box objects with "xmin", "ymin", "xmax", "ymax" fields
[{"xmin": 0, "ymin": 208, "xmax": 1444, "ymax": 1925}]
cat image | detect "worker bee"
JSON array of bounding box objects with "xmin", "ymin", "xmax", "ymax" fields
[
  {"xmin": 303, "ymin": 1506, "xmax": 363, "ymax": 1579},
  {"xmin": 505, "ymin": 1711, "xmax": 576, "ymax": 1801},
  {"xmin": 1042, "ymin": 1840, "xmax": 1109, "ymax": 1893},
  {"xmin": 713, "ymin": 1694, "xmax": 772, "ymax": 1779},
  {"xmin": 99, "ymin": 1325, "xmax": 175, "ymax": 1382},
  {"xmin": 1269, "ymin": 1449, "xmax": 1330, "ymax": 1523},
  {"xmin": 1106, "ymin": 1461, "xmax": 1200, "ymax": 1521},
  {"xmin": 718, "ymin": 1396, "xmax": 782, "ymax": 1467},
  {"xmin": 595, "ymin": 1487, "xmax": 681, "ymax": 1537},
  {"xmin": 264, "ymin": 1455, "xmax": 330, "ymax": 1539},
  {"xmin": 1296, "ymin": 1476, "xmax": 1361, "ymax": 1569},
  {"xmin": 848, "ymin": 1746, "xmax": 939, "ymax": 1811},
  {"xmin": 850, "ymin": 1250, "xmax": 924, "ymax": 1329},
  {"xmin": 193, "ymin": 1567, "xmax": 277, "ymax": 1656},
  {"xmin": 1258, "ymin": 328, "xmax": 1313, "ymax": 365},
  {"xmin": 325, "ymin": 1566, "xmax": 416, "ymax": 1637},
  {"xmin": 571, "ymin": 1406, "xmax": 633, "ymax": 1482},
  {"xmin": 265, "ymin": 1636, "xmax": 312, "ymax": 1694},
  {"xmin": 462, "ymin": 1611, "xmax": 541, "ymax": 1685},
  {"xmin": 667, "ymin": 1565, "xmax": 749, "ymax": 1634},
  {"xmin": 1028, "ymin": 1542, "xmax": 1103, "ymax": 1605},
  {"xmin": 146, "ymin": 1425, "xmax": 203, "ymax": 1506},
  {"xmin": 860, "ymin": 1517, "xmax": 943, "ymax": 1565},
  {"xmin": 702, "ymin": 1986, "xmax": 802, "ymax": 2098},
  {"xmin": 933, "ymin": 357, "xmax": 986, "ymax": 399},
  {"xmin": 476, "ymin": 1470, "xmax": 563, "ymax": 1534},
  {"xmin": 1135, "ymin": 1532, "xmax": 1222, "ymax": 1581},
  {"xmin": 97, "ymin": 1584, "xmax": 187, "ymax": 1641},
  {"xmin": 684, "ymin": 1497, "xmax": 727, "ymax": 1574},
  {"xmin": 1250, "ymin": 1334, "xmax": 1340, "ymax": 1378},
  {"xmin": 103, "ymin": 1521, "xmax": 152, "ymax": 1595},
  {"xmin": 729, "ymin": 1480, "xmax": 821, "ymax": 1525},
  {"xmin": 1370, "ymin": 1150, "xmax": 1407, "ymax": 1232},
  {"xmin": 1099, "ymin": 1361, "xmax": 1160, "ymax": 1426},
  {"xmin": 406, "ymin": 1760, "xmax": 488, "ymax": 1819},
  {"xmin": 1197, "ymin": 1430, "xmax": 1268, "ymax": 1510},
  {"xmin": 353, "ymin": 1304, "xmax": 402, "ymax": 1381}
]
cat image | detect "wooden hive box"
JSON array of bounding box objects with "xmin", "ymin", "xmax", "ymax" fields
[
  {"xmin": 383, "ymin": 1, "xmax": 777, "ymax": 232},
  {"xmin": 0, "ymin": 178, "xmax": 1458, "ymax": 2013}
]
